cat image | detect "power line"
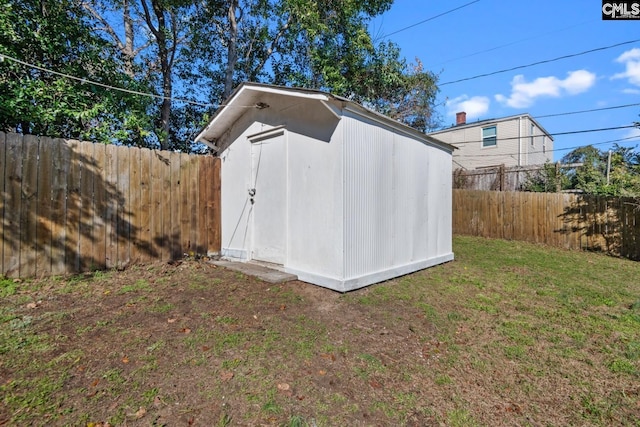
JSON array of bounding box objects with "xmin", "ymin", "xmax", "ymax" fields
[
  {"xmin": 434, "ymin": 21, "xmax": 590, "ymax": 67},
  {"xmin": 532, "ymin": 102, "xmax": 640, "ymax": 119},
  {"xmin": 0, "ymin": 52, "xmax": 214, "ymax": 107},
  {"xmin": 445, "ymin": 124, "xmax": 638, "ymax": 146},
  {"xmin": 431, "ymin": 102, "xmax": 640, "ymax": 132},
  {"xmin": 378, "ymin": 1, "xmax": 480, "ymax": 40},
  {"xmin": 455, "ymin": 134, "xmax": 640, "ymax": 159},
  {"xmin": 439, "ymin": 39, "xmax": 640, "ymax": 86}
]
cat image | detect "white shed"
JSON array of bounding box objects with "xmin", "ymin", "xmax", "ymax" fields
[{"xmin": 196, "ymin": 83, "xmax": 454, "ymax": 292}]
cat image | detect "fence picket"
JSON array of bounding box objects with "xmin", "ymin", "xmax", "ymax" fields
[
  {"xmin": 35, "ymin": 136, "xmax": 53, "ymax": 276},
  {"xmin": 116, "ymin": 146, "xmax": 131, "ymax": 268},
  {"xmin": 20, "ymin": 135, "xmax": 39, "ymax": 277},
  {"xmin": 179, "ymin": 154, "xmax": 191, "ymax": 255},
  {"xmin": 91, "ymin": 144, "xmax": 107, "ymax": 270},
  {"xmin": 50, "ymin": 139, "xmax": 69, "ymax": 275},
  {"xmin": 65, "ymin": 140, "xmax": 82, "ymax": 273},
  {"xmin": 170, "ymin": 152, "xmax": 181, "ymax": 259},
  {"xmin": 128, "ymin": 146, "xmax": 141, "ymax": 264},
  {"xmin": 189, "ymin": 156, "xmax": 199, "ymax": 255},
  {"xmin": 137, "ymin": 148, "xmax": 151, "ymax": 263},
  {"xmin": 3, "ymin": 133, "xmax": 23, "ymax": 277}
]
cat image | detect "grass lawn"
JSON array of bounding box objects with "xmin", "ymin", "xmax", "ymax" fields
[{"xmin": 1, "ymin": 235, "xmax": 639, "ymax": 426}]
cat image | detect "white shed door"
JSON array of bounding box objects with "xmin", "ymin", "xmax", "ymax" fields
[{"xmin": 251, "ymin": 132, "xmax": 286, "ymax": 264}]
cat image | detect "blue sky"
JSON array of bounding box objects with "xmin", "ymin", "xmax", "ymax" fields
[{"xmin": 370, "ymin": 0, "xmax": 640, "ymax": 161}]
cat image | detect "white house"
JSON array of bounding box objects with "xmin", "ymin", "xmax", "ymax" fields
[
  {"xmin": 429, "ymin": 112, "xmax": 553, "ymax": 170},
  {"xmin": 195, "ymin": 83, "xmax": 455, "ymax": 292}
]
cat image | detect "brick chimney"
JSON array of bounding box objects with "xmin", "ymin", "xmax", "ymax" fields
[{"xmin": 456, "ymin": 111, "xmax": 467, "ymax": 125}]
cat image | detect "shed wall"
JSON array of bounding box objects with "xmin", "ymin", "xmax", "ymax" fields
[
  {"xmin": 341, "ymin": 112, "xmax": 454, "ymax": 290},
  {"xmin": 285, "ymin": 120, "xmax": 344, "ymax": 281}
]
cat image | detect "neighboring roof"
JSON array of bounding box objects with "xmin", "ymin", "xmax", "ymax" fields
[
  {"xmin": 195, "ymin": 82, "xmax": 455, "ymax": 153},
  {"xmin": 428, "ymin": 113, "xmax": 554, "ymax": 141}
]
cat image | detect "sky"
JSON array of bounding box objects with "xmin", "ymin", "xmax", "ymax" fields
[{"xmin": 369, "ymin": 0, "xmax": 640, "ymax": 162}]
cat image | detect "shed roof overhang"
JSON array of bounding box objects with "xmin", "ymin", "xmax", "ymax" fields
[
  {"xmin": 195, "ymin": 83, "xmax": 338, "ymax": 151},
  {"xmin": 195, "ymin": 82, "xmax": 455, "ymax": 154}
]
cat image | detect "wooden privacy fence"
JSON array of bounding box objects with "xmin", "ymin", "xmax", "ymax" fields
[
  {"xmin": 453, "ymin": 189, "xmax": 640, "ymax": 260},
  {"xmin": 453, "ymin": 165, "xmax": 546, "ymax": 191},
  {"xmin": 0, "ymin": 132, "xmax": 221, "ymax": 278}
]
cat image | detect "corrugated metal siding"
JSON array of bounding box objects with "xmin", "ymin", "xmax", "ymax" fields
[
  {"xmin": 430, "ymin": 148, "xmax": 453, "ymax": 256},
  {"xmin": 343, "ymin": 117, "xmax": 394, "ymax": 278},
  {"xmin": 342, "ymin": 114, "xmax": 452, "ymax": 280}
]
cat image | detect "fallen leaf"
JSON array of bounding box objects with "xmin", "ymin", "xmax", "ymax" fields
[
  {"xmin": 369, "ymin": 379, "xmax": 382, "ymax": 389},
  {"xmin": 202, "ymin": 345, "xmax": 211, "ymax": 352},
  {"xmin": 122, "ymin": 356, "xmax": 129, "ymax": 364},
  {"xmin": 133, "ymin": 407, "xmax": 146, "ymax": 419},
  {"xmin": 220, "ymin": 371, "xmax": 234, "ymax": 382},
  {"xmin": 181, "ymin": 328, "xmax": 191, "ymax": 334},
  {"xmin": 167, "ymin": 318, "xmax": 177, "ymax": 323},
  {"xmin": 279, "ymin": 304, "xmax": 286, "ymax": 311},
  {"xmin": 26, "ymin": 302, "xmax": 38, "ymax": 309},
  {"xmin": 277, "ymin": 383, "xmax": 290, "ymax": 391},
  {"xmin": 91, "ymin": 379, "xmax": 100, "ymax": 387},
  {"xmin": 318, "ymin": 370, "xmax": 326, "ymax": 376},
  {"xmin": 321, "ymin": 353, "xmax": 336, "ymax": 361}
]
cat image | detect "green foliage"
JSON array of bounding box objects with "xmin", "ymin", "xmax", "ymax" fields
[
  {"xmin": 184, "ymin": 0, "xmax": 440, "ymax": 132},
  {"xmin": 2, "ymin": 0, "xmax": 440, "ymax": 149},
  {"xmin": 523, "ymin": 161, "xmax": 570, "ymax": 193},
  {"xmin": 0, "ymin": 0, "xmax": 154, "ymax": 145},
  {"xmin": 526, "ymin": 141, "xmax": 640, "ymax": 196},
  {"xmin": 562, "ymin": 144, "xmax": 640, "ymax": 196}
]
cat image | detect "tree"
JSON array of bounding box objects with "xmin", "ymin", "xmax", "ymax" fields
[
  {"xmin": 182, "ymin": 0, "xmax": 439, "ymax": 131},
  {"xmin": 2, "ymin": 0, "xmax": 441, "ymax": 150},
  {"xmin": 83, "ymin": 0, "xmax": 193, "ymax": 149},
  {"xmin": 0, "ymin": 0, "xmax": 153, "ymax": 145},
  {"xmin": 561, "ymin": 145, "xmax": 640, "ymax": 196}
]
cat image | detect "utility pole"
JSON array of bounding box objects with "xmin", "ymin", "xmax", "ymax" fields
[{"xmin": 607, "ymin": 149, "xmax": 612, "ymax": 186}]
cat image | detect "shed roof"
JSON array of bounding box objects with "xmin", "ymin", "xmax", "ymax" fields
[{"xmin": 195, "ymin": 82, "xmax": 454, "ymax": 153}]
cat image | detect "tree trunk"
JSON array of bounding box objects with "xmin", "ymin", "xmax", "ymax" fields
[
  {"xmin": 122, "ymin": 0, "xmax": 135, "ymax": 77},
  {"xmin": 141, "ymin": 0, "xmax": 176, "ymax": 150},
  {"xmin": 223, "ymin": 0, "xmax": 239, "ymax": 100}
]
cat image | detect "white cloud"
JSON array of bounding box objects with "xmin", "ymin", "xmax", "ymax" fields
[
  {"xmin": 616, "ymin": 48, "xmax": 640, "ymax": 63},
  {"xmin": 622, "ymin": 88, "xmax": 640, "ymax": 95},
  {"xmin": 624, "ymin": 126, "xmax": 640, "ymax": 140},
  {"xmin": 495, "ymin": 70, "xmax": 596, "ymax": 108},
  {"xmin": 612, "ymin": 48, "xmax": 640, "ymax": 86},
  {"xmin": 446, "ymin": 95, "xmax": 490, "ymax": 119}
]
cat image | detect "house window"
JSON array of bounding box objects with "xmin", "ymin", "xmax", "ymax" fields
[
  {"xmin": 482, "ymin": 126, "xmax": 497, "ymax": 147},
  {"xmin": 530, "ymin": 123, "xmax": 535, "ymax": 146},
  {"xmin": 542, "ymin": 136, "xmax": 546, "ymax": 153}
]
